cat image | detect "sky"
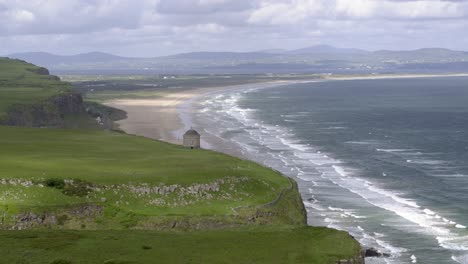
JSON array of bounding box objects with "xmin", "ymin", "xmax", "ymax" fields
[{"xmin": 1, "ymin": 0, "xmax": 468, "ymax": 57}]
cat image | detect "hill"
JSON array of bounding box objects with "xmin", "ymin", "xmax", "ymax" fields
[
  {"xmin": 8, "ymin": 46, "xmax": 468, "ymax": 75},
  {"xmin": 7, "ymin": 52, "xmax": 131, "ymax": 68},
  {"xmin": 0, "ymin": 58, "xmax": 364, "ymax": 263},
  {"xmin": 0, "ymin": 57, "xmax": 124, "ymax": 128},
  {"xmin": 0, "ymin": 57, "xmax": 69, "ymax": 111},
  {"xmin": 0, "ymin": 126, "xmax": 306, "ymax": 229},
  {"xmin": 288, "ymin": 45, "xmax": 368, "ymax": 55},
  {"xmin": 0, "ymin": 57, "xmax": 72, "ymax": 123}
]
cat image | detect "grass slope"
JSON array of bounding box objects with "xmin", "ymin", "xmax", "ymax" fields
[
  {"xmin": 0, "ymin": 58, "xmax": 70, "ymax": 118},
  {"xmin": 0, "ymin": 227, "xmax": 361, "ymax": 264},
  {"xmin": 0, "ymin": 59, "xmax": 362, "ymax": 263},
  {"xmin": 0, "ymin": 126, "xmax": 302, "ymax": 228}
]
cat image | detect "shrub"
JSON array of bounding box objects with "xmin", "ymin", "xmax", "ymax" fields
[
  {"xmin": 62, "ymin": 179, "xmax": 92, "ymax": 197},
  {"xmin": 44, "ymin": 178, "xmax": 65, "ymax": 189},
  {"xmin": 142, "ymin": 245, "xmax": 152, "ymax": 250},
  {"xmin": 57, "ymin": 214, "xmax": 69, "ymax": 225}
]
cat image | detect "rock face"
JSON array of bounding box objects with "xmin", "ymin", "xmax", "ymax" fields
[
  {"xmin": 13, "ymin": 212, "xmax": 57, "ymax": 230},
  {"xmin": 364, "ymin": 248, "xmax": 390, "ymax": 258},
  {"xmin": 3, "ymin": 92, "xmax": 86, "ymax": 127}
]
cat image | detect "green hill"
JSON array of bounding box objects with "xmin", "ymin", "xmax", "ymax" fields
[
  {"xmin": 0, "ymin": 126, "xmax": 304, "ymax": 229},
  {"xmin": 0, "ymin": 58, "xmax": 363, "ymax": 263},
  {"xmin": 0, "ymin": 58, "xmax": 69, "ymax": 118}
]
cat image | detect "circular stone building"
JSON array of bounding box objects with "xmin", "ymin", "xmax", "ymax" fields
[{"xmin": 183, "ymin": 129, "xmax": 201, "ymax": 149}]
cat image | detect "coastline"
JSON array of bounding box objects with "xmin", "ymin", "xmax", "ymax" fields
[
  {"xmin": 103, "ymin": 73, "xmax": 468, "ymax": 263},
  {"xmin": 104, "ymin": 80, "xmax": 298, "ymax": 144},
  {"xmin": 105, "ymin": 72, "xmax": 468, "ymax": 145}
]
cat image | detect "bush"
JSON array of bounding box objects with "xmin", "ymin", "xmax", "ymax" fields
[
  {"xmin": 44, "ymin": 178, "xmax": 65, "ymax": 189},
  {"xmin": 57, "ymin": 214, "xmax": 69, "ymax": 225},
  {"xmin": 62, "ymin": 179, "xmax": 92, "ymax": 197},
  {"xmin": 142, "ymin": 245, "xmax": 152, "ymax": 250}
]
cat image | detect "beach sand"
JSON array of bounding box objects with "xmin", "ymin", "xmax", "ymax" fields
[
  {"xmin": 104, "ymin": 81, "xmax": 290, "ymax": 144},
  {"xmin": 105, "ymin": 90, "xmax": 204, "ymax": 144}
]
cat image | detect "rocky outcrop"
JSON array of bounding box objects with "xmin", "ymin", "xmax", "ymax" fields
[
  {"xmin": 85, "ymin": 102, "xmax": 127, "ymax": 130},
  {"xmin": 3, "ymin": 92, "xmax": 86, "ymax": 127},
  {"xmin": 9, "ymin": 205, "xmax": 103, "ymax": 230},
  {"xmin": 364, "ymin": 248, "xmax": 390, "ymax": 258},
  {"xmin": 335, "ymin": 248, "xmax": 391, "ymax": 264},
  {"xmin": 12, "ymin": 212, "xmax": 58, "ymax": 230},
  {"xmin": 336, "ymin": 249, "xmax": 366, "ymax": 264},
  {"xmin": 27, "ymin": 67, "xmax": 50, "ymax": 75}
]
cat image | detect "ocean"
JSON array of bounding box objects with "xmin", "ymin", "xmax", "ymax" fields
[{"xmin": 187, "ymin": 77, "xmax": 468, "ymax": 264}]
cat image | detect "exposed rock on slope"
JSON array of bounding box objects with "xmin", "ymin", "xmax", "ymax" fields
[{"xmin": 3, "ymin": 92, "xmax": 86, "ymax": 127}]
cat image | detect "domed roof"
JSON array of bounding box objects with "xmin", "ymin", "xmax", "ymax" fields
[{"xmin": 184, "ymin": 129, "xmax": 200, "ymax": 136}]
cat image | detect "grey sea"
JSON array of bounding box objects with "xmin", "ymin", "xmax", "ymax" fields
[{"xmin": 188, "ymin": 77, "xmax": 468, "ymax": 264}]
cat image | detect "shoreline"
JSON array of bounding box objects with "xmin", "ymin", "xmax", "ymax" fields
[
  {"xmin": 103, "ymin": 73, "xmax": 468, "ymax": 262},
  {"xmin": 105, "ymin": 72, "xmax": 468, "ymax": 144},
  {"xmin": 104, "ymin": 80, "xmax": 298, "ymax": 144}
]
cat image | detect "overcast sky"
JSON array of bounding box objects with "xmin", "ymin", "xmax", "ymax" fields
[{"xmin": 1, "ymin": 0, "xmax": 468, "ymax": 57}]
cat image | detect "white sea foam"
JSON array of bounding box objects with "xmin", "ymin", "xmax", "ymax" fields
[
  {"xmin": 424, "ymin": 209, "xmax": 436, "ymax": 215},
  {"xmin": 324, "ymin": 163, "xmax": 468, "ymax": 255},
  {"xmin": 377, "ymin": 149, "xmax": 418, "ymax": 153},
  {"xmin": 360, "ymin": 232, "xmax": 406, "ymax": 257},
  {"xmin": 196, "ymin": 87, "xmax": 468, "ymax": 263},
  {"xmin": 332, "ymin": 165, "xmax": 348, "ymax": 177},
  {"xmin": 345, "ymin": 140, "xmax": 380, "ymax": 145}
]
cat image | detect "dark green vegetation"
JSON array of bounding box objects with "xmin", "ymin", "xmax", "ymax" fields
[
  {"xmin": 0, "ymin": 228, "xmax": 361, "ymax": 264},
  {"xmin": 0, "ymin": 58, "xmax": 124, "ymax": 129},
  {"xmin": 0, "ymin": 58, "xmax": 362, "ymax": 263},
  {"xmin": 0, "ymin": 58, "xmax": 69, "ymax": 121}
]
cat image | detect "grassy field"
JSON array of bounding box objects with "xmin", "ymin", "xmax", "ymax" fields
[
  {"xmin": 0, "ymin": 227, "xmax": 361, "ymax": 264},
  {"xmin": 0, "ymin": 126, "xmax": 303, "ymax": 228},
  {"xmin": 0, "ymin": 59, "xmax": 362, "ymax": 263},
  {"xmin": 0, "ymin": 58, "xmax": 70, "ymax": 117}
]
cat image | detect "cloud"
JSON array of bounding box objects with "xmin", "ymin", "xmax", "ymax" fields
[
  {"xmin": 248, "ymin": 0, "xmax": 324, "ymax": 25},
  {"xmin": 0, "ymin": 0, "xmax": 153, "ymax": 35},
  {"xmin": 156, "ymin": 0, "xmax": 254, "ymax": 14},
  {"xmin": 8, "ymin": 9, "xmax": 36, "ymax": 23},
  {"xmin": 1, "ymin": 0, "xmax": 468, "ymax": 56},
  {"xmin": 247, "ymin": 0, "xmax": 468, "ymax": 25},
  {"xmin": 338, "ymin": 0, "xmax": 468, "ymax": 20}
]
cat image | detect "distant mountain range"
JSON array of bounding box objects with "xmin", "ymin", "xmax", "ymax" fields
[
  {"xmin": 8, "ymin": 51, "xmax": 133, "ymax": 65},
  {"xmin": 6, "ymin": 45, "xmax": 468, "ymax": 75}
]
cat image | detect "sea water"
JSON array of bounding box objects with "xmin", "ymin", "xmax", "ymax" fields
[{"xmin": 191, "ymin": 77, "xmax": 468, "ymax": 264}]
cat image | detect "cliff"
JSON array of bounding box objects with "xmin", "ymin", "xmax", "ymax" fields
[{"xmin": 2, "ymin": 92, "xmax": 86, "ymax": 127}]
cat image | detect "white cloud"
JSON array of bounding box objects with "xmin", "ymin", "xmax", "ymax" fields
[
  {"xmin": 335, "ymin": 0, "xmax": 378, "ymax": 18},
  {"xmin": 248, "ymin": 0, "xmax": 324, "ymax": 25},
  {"xmin": 195, "ymin": 23, "xmax": 227, "ymax": 33},
  {"xmin": 9, "ymin": 9, "xmax": 35, "ymax": 23},
  {"xmin": 1, "ymin": 0, "xmax": 468, "ymax": 56}
]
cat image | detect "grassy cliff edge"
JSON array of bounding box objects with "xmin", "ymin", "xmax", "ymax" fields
[{"xmin": 0, "ymin": 58, "xmax": 363, "ymax": 263}]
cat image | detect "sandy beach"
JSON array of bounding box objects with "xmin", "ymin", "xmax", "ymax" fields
[
  {"xmin": 105, "ymin": 90, "xmax": 204, "ymax": 144},
  {"xmin": 104, "ymin": 81, "xmax": 293, "ymax": 144}
]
